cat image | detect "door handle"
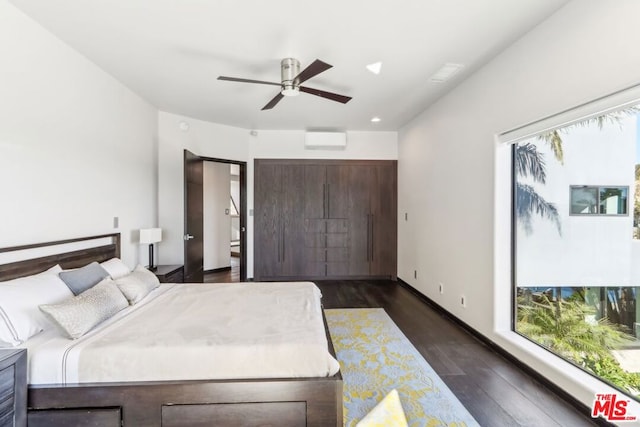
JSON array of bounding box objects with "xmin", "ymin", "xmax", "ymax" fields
[
  {"xmin": 366, "ymin": 214, "xmax": 370, "ymax": 262},
  {"xmin": 369, "ymin": 214, "xmax": 375, "ymax": 262},
  {"xmin": 183, "ymin": 234, "xmax": 195, "ymax": 240}
]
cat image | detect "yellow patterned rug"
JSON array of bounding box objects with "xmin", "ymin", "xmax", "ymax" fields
[{"xmin": 325, "ymin": 308, "xmax": 480, "ymax": 427}]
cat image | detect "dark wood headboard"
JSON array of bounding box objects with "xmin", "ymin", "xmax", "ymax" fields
[{"xmin": 0, "ymin": 233, "xmax": 120, "ymax": 281}]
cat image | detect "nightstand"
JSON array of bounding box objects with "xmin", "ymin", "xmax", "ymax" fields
[
  {"xmin": 0, "ymin": 349, "xmax": 26, "ymax": 427},
  {"xmin": 149, "ymin": 265, "xmax": 184, "ymax": 283}
]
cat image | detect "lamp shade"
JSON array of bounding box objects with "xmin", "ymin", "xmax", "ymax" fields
[{"xmin": 139, "ymin": 228, "xmax": 162, "ymax": 244}]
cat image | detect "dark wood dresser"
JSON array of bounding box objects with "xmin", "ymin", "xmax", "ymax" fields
[{"xmin": 0, "ymin": 349, "xmax": 26, "ymax": 427}]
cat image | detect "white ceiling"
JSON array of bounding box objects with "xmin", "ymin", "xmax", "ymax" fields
[{"xmin": 10, "ymin": 0, "xmax": 569, "ymax": 131}]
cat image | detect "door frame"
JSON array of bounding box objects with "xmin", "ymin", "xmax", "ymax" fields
[{"xmin": 184, "ymin": 152, "xmax": 247, "ymax": 282}]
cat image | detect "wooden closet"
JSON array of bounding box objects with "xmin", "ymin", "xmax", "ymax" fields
[{"xmin": 254, "ymin": 159, "xmax": 397, "ymax": 281}]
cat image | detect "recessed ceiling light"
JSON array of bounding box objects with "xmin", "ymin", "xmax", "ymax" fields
[
  {"xmin": 371, "ymin": 117, "xmax": 381, "ymax": 123},
  {"xmin": 430, "ymin": 63, "xmax": 464, "ymax": 83},
  {"xmin": 366, "ymin": 62, "xmax": 382, "ymax": 75}
]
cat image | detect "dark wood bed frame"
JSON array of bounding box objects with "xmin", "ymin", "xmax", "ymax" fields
[{"xmin": 0, "ymin": 233, "xmax": 343, "ymax": 426}]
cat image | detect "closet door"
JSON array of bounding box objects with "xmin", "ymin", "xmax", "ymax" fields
[
  {"xmin": 347, "ymin": 165, "xmax": 372, "ymax": 276},
  {"xmin": 304, "ymin": 165, "xmax": 328, "ymax": 276},
  {"xmin": 325, "ymin": 165, "xmax": 349, "ymax": 276},
  {"xmin": 370, "ymin": 162, "xmax": 397, "ymax": 278},
  {"xmin": 254, "ymin": 162, "xmax": 281, "ymax": 280},
  {"xmin": 280, "ymin": 164, "xmax": 306, "ymax": 276}
]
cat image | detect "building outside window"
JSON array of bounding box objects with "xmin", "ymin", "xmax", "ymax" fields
[{"xmin": 513, "ymin": 103, "xmax": 640, "ymax": 399}]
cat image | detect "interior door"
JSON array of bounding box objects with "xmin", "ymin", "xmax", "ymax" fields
[{"xmin": 184, "ymin": 150, "xmax": 204, "ymax": 282}]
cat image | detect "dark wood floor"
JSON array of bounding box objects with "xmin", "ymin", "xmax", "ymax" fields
[
  {"xmin": 315, "ymin": 280, "xmax": 599, "ymax": 427},
  {"xmin": 203, "ymin": 256, "xmax": 240, "ymax": 283}
]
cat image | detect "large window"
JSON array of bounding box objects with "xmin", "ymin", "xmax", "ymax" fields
[{"xmin": 514, "ymin": 103, "xmax": 640, "ymax": 399}]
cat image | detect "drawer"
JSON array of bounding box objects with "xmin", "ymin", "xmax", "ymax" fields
[
  {"xmin": 0, "ymin": 365, "xmax": 14, "ymax": 405},
  {"xmin": 305, "ymin": 218, "xmax": 348, "ymax": 233},
  {"xmin": 162, "ymin": 401, "xmax": 306, "ymax": 427},
  {"xmin": 0, "ymin": 411, "xmax": 15, "ymax": 427},
  {"xmin": 326, "ymin": 233, "xmax": 348, "ymax": 248},
  {"xmin": 327, "ymin": 248, "xmax": 349, "ymax": 262},
  {"xmin": 0, "ymin": 395, "xmax": 14, "ymax": 423},
  {"xmin": 327, "ymin": 262, "xmax": 349, "ymax": 276},
  {"xmin": 326, "ymin": 219, "xmax": 348, "ymax": 233},
  {"xmin": 28, "ymin": 407, "xmax": 121, "ymax": 427},
  {"xmin": 305, "ymin": 232, "xmax": 348, "ymax": 248}
]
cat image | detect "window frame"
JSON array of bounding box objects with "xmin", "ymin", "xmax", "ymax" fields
[{"xmin": 569, "ymin": 185, "xmax": 629, "ymax": 216}]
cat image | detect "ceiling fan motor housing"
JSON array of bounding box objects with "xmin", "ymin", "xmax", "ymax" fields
[{"xmin": 281, "ymin": 58, "xmax": 300, "ymax": 96}]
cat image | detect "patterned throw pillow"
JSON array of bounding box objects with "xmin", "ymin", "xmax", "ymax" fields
[
  {"xmin": 356, "ymin": 389, "xmax": 408, "ymax": 427},
  {"xmin": 39, "ymin": 279, "xmax": 128, "ymax": 339}
]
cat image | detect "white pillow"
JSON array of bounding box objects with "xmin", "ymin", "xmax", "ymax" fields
[
  {"xmin": 114, "ymin": 265, "xmax": 160, "ymax": 305},
  {"xmin": 0, "ymin": 265, "xmax": 74, "ymax": 347},
  {"xmin": 100, "ymin": 258, "xmax": 131, "ymax": 280},
  {"xmin": 39, "ymin": 279, "xmax": 129, "ymax": 339}
]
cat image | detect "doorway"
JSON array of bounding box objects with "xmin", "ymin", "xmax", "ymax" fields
[{"xmin": 184, "ymin": 150, "xmax": 247, "ymax": 282}]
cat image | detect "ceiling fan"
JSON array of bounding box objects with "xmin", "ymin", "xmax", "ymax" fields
[{"xmin": 217, "ymin": 58, "xmax": 352, "ymax": 110}]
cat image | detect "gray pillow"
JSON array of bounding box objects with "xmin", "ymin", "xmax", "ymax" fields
[
  {"xmin": 59, "ymin": 262, "xmax": 109, "ymax": 295},
  {"xmin": 39, "ymin": 279, "xmax": 128, "ymax": 339}
]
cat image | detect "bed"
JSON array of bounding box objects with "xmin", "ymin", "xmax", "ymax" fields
[{"xmin": 0, "ymin": 233, "xmax": 343, "ymax": 426}]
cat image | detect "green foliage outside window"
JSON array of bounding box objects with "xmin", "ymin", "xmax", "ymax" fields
[{"xmin": 517, "ymin": 295, "xmax": 640, "ymax": 397}]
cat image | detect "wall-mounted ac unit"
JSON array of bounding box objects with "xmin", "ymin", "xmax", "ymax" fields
[{"xmin": 305, "ymin": 132, "xmax": 347, "ymax": 149}]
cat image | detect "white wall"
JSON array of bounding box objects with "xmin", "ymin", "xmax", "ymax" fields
[
  {"xmin": 203, "ymin": 162, "xmax": 231, "ymax": 271},
  {"xmin": 517, "ymin": 117, "xmax": 637, "ymax": 286},
  {"xmin": 0, "ymin": 1, "xmax": 158, "ymax": 268},
  {"xmin": 398, "ymin": 0, "xmax": 640, "ymax": 411},
  {"xmin": 158, "ymin": 112, "xmax": 398, "ymax": 277}
]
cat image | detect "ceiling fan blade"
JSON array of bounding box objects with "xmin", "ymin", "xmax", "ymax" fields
[
  {"xmin": 261, "ymin": 93, "xmax": 285, "ymax": 110},
  {"xmin": 295, "ymin": 59, "xmax": 332, "ymax": 84},
  {"xmin": 299, "ymin": 86, "xmax": 352, "ymax": 104},
  {"xmin": 217, "ymin": 76, "xmax": 281, "ymax": 87}
]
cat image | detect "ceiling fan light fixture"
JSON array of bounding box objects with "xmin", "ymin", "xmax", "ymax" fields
[
  {"xmin": 281, "ymin": 85, "xmax": 300, "ymax": 97},
  {"xmin": 218, "ymin": 58, "xmax": 350, "ymax": 109}
]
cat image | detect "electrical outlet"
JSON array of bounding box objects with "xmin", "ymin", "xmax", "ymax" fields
[
  {"xmin": 461, "ymin": 296, "xmax": 466, "ymax": 307},
  {"xmin": 414, "ymin": 270, "xmax": 417, "ymax": 279},
  {"xmin": 439, "ymin": 282, "xmax": 444, "ymax": 294},
  {"xmin": 113, "ymin": 217, "xmax": 119, "ymax": 228}
]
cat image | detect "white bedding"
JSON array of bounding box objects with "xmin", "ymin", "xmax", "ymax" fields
[{"xmin": 23, "ymin": 281, "xmax": 340, "ymax": 384}]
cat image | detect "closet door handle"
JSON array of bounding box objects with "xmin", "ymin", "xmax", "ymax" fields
[
  {"xmin": 366, "ymin": 214, "xmax": 370, "ymax": 261},
  {"xmin": 281, "ymin": 225, "xmax": 285, "ymax": 262},
  {"xmin": 277, "ymin": 219, "xmax": 283, "ymax": 263},
  {"xmin": 323, "ymin": 184, "xmax": 326, "ymax": 218},
  {"xmin": 327, "ymin": 184, "xmax": 330, "ymax": 218},
  {"xmin": 370, "ymin": 214, "xmax": 374, "ymax": 262}
]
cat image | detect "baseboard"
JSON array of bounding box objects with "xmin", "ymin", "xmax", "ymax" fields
[
  {"xmin": 396, "ymin": 278, "xmax": 614, "ymax": 427},
  {"xmin": 203, "ymin": 266, "xmax": 231, "ymax": 274}
]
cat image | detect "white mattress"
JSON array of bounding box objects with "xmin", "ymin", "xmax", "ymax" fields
[{"xmin": 22, "ymin": 282, "xmax": 340, "ymax": 385}]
